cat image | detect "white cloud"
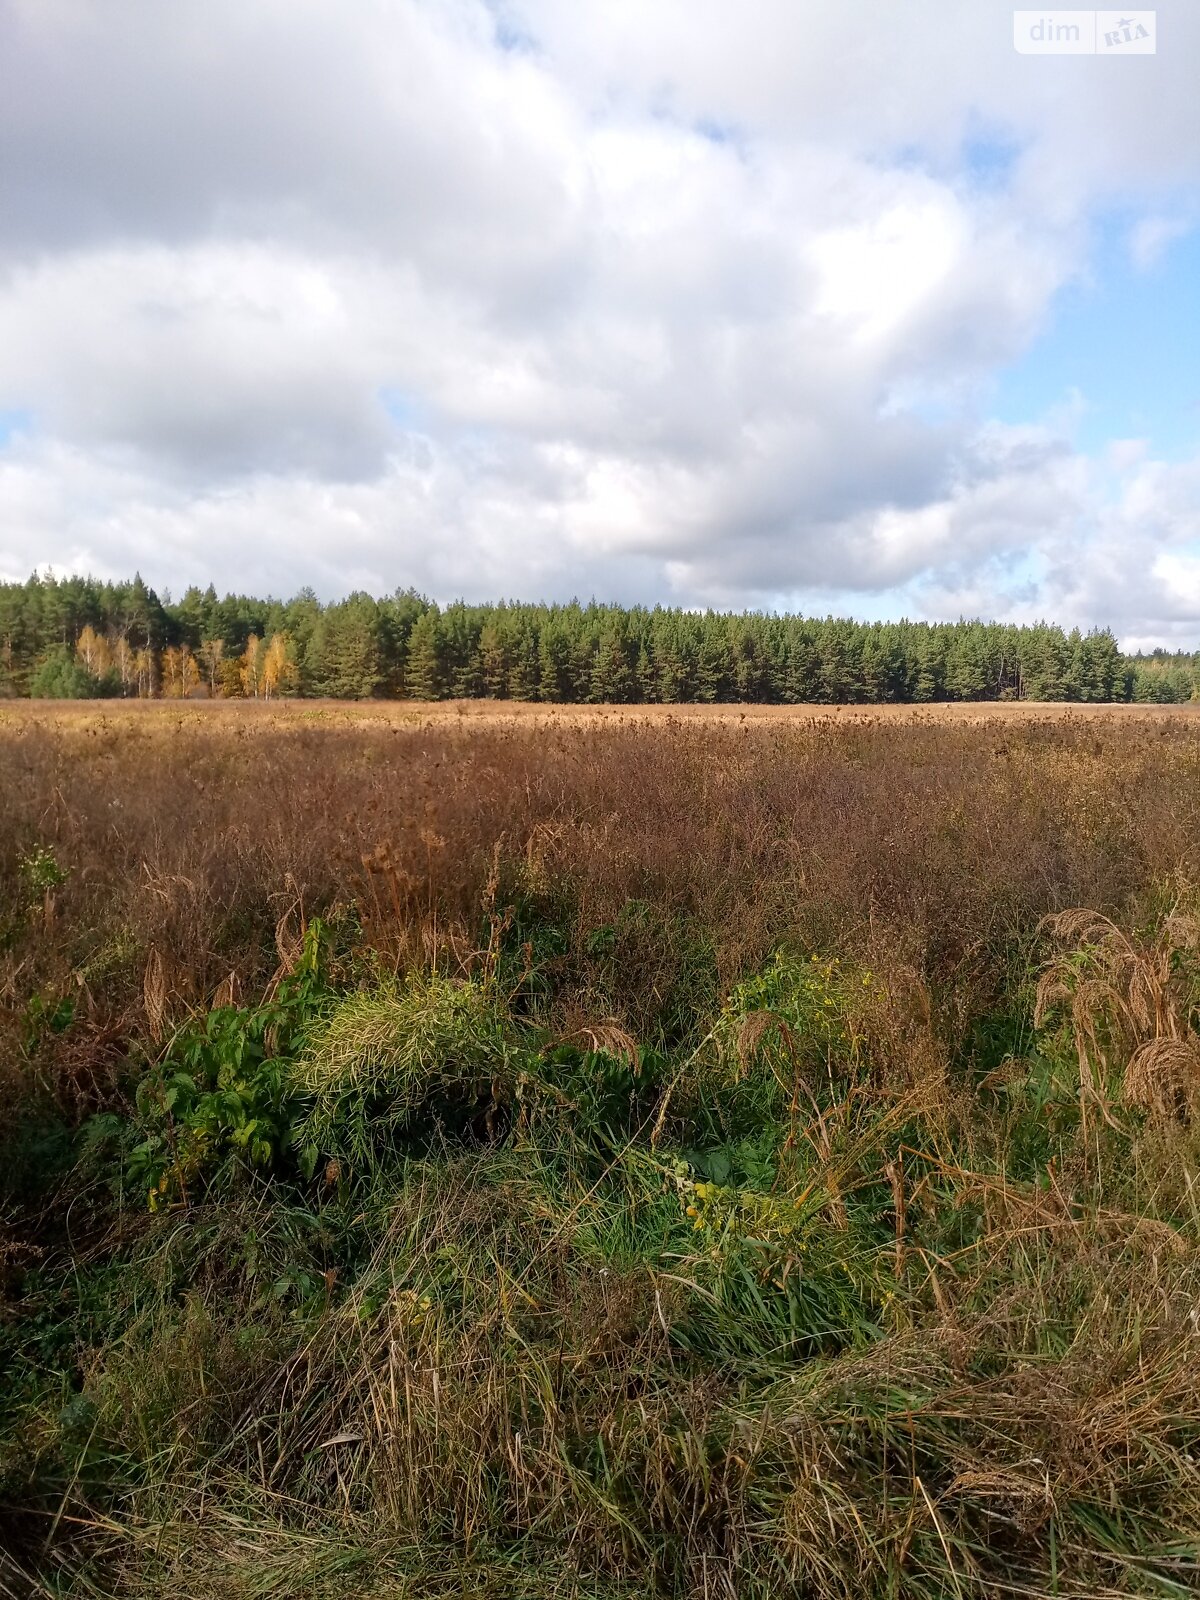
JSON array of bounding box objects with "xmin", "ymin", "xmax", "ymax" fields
[{"xmin": 0, "ymin": 0, "xmax": 1198, "ymax": 641}]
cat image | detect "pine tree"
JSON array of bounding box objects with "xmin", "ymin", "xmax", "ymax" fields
[
  {"xmin": 590, "ymin": 624, "xmax": 633, "ymax": 702},
  {"xmin": 817, "ymin": 629, "xmax": 851, "ymax": 703},
  {"xmin": 944, "ymin": 628, "xmax": 988, "ymax": 701},
  {"xmin": 694, "ymin": 627, "xmax": 728, "ymax": 703},
  {"xmin": 313, "ymin": 597, "xmax": 382, "ymax": 699},
  {"xmin": 537, "ymin": 623, "xmax": 567, "ymax": 702},
  {"xmin": 506, "ymin": 623, "xmax": 539, "ymax": 700},
  {"xmin": 405, "ymin": 609, "xmax": 445, "ymax": 701},
  {"xmin": 479, "ymin": 622, "xmax": 508, "ymax": 698}
]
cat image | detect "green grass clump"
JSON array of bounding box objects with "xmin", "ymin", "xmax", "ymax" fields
[{"xmin": 294, "ymin": 975, "xmax": 518, "ymax": 1171}]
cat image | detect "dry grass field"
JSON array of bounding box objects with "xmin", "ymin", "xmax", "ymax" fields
[
  {"xmin": 3, "ymin": 701, "xmax": 1200, "ymax": 1598},
  {"xmin": 5, "ymin": 695, "xmax": 1200, "ymax": 732}
]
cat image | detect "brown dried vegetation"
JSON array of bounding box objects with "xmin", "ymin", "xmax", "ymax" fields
[
  {"xmin": 2, "ymin": 700, "xmax": 1198, "ymax": 1080},
  {"xmin": 4, "ymin": 703, "xmax": 1200, "ymax": 1599}
]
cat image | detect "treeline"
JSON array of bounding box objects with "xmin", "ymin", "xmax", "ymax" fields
[
  {"xmin": 1121, "ymin": 649, "xmax": 1200, "ymax": 705},
  {"xmin": 0, "ymin": 572, "xmax": 1196, "ymax": 704}
]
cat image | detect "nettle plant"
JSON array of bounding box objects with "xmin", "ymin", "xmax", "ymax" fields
[{"xmin": 128, "ymin": 921, "xmax": 331, "ymax": 1208}]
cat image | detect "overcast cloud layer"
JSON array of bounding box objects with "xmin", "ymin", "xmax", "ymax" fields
[{"xmin": 1, "ymin": 0, "xmax": 1199, "ymax": 642}]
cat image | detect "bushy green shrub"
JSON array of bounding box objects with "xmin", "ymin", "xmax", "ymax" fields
[
  {"xmin": 126, "ymin": 922, "xmax": 331, "ymax": 1205},
  {"xmin": 28, "ymin": 647, "xmax": 120, "ymax": 699}
]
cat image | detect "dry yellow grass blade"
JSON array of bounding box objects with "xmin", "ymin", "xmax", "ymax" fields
[
  {"xmin": 274, "ymin": 902, "xmax": 305, "ymax": 975},
  {"xmin": 143, "ymin": 945, "xmax": 167, "ymax": 1046},
  {"xmin": 211, "ymin": 971, "xmax": 241, "ymax": 1010}
]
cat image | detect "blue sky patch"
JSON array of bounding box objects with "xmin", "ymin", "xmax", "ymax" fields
[
  {"xmin": 0, "ymin": 409, "xmax": 33, "ymax": 446},
  {"xmin": 990, "ymin": 209, "xmax": 1200, "ymax": 458}
]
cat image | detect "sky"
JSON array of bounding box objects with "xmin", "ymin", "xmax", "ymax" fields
[{"xmin": 0, "ymin": 0, "xmax": 1198, "ymax": 647}]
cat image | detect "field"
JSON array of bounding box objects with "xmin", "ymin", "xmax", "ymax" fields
[
  {"xmin": 6, "ymin": 696, "xmax": 1200, "ymax": 730},
  {"xmin": 4, "ymin": 701, "xmax": 1200, "ymax": 1598}
]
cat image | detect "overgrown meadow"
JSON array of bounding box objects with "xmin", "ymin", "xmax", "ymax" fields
[{"xmin": 4, "ymin": 703, "xmax": 1200, "ymax": 1599}]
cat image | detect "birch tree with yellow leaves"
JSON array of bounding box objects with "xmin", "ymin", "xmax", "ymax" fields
[{"xmin": 261, "ymin": 632, "xmax": 297, "ymax": 699}]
